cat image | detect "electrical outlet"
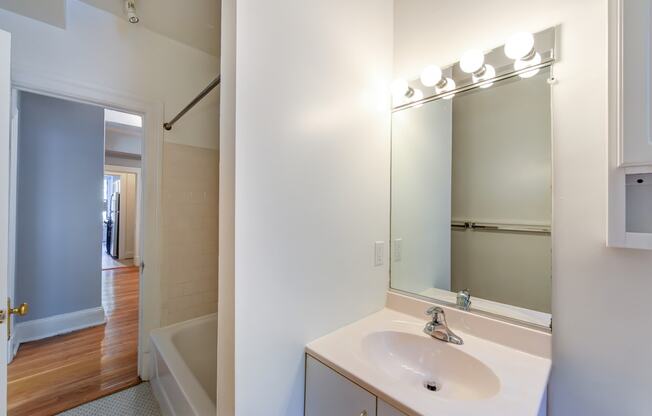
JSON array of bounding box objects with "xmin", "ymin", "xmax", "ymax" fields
[{"xmin": 374, "ymin": 241, "xmax": 384, "ymax": 266}]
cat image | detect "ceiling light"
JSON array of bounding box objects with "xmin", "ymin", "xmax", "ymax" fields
[
  {"xmin": 460, "ymin": 50, "xmax": 485, "ymax": 74},
  {"xmin": 504, "ymin": 32, "xmax": 535, "ymax": 60},
  {"xmin": 126, "ymin": 1, "xmax": 139, "ymax": 24},
  {"xmin": 420, "ymin": 65, "xmax": 443, "ymax": 87},
  {"xmin": 514, "ymin": 52, "xmax": 542, "ymax": 78}
]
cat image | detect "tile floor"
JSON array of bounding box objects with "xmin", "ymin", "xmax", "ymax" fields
[{"xmin": 57, "ymin": 383, "xmax": 161, "ymax": 416}]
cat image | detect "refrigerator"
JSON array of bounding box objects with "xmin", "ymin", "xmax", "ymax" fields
[{"xmin": 106, "ymin": 192, "xmax": 120, "ymax": 258}]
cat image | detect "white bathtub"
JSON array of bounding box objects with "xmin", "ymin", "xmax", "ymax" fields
[{"xmin": 150, "ymin": 314, "xmax": 217, "ymax": 416}]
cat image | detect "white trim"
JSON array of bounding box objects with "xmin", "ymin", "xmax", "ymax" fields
[
  {"xmin": 624, "ymin": 232, "xmax": 652, "ymax": 250},
  {"xmin": 10, "ymin": 67, "xmax": 164, "ymax": 380},
  {"xmin": 0, "ymin": 29, "xmax": 12, "ymax": 412},
  {"xmin": 105, "ymin": 164, "xmax": 142, "ymax": 263},
  {"xmin": 13, "ymin": 307, "xmax": 106, "ymax": 347},
  {"xmin": 6, "ymin": 89, "xmax": 18, "ymax": 365}
]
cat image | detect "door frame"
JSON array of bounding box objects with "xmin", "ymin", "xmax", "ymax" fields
[
  {"xmin": 105, "ymin": 165, "xmax": 143, "ymax": 264},
  {"xmin": 8, "ymin": 68, "xmax": 165, "ymax": 380}
]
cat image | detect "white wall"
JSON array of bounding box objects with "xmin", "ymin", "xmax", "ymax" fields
[
  {"xmin": 0, "ymin": 0, "xmax": 219, "ymax": 150},
  {"xmin": 391, "ymin": 100, "xmax": 452, "ymax": 293},
  {"xmin": 394, "ymin": 0, "xmax": 652, "ymax": 414},
  {"xmin": 105, "ymin": 128, "xmax": 142, "ymax": 156},
  {"xmin": 233, "ymin": 0, "xmax": 393, "ymax": 414}
]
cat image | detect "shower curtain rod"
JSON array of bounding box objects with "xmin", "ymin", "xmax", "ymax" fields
[{"xmin": 163, "ymin": 75, "xmax": 221, "ymax": 131}]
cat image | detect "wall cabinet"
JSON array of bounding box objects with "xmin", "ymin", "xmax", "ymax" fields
[
  {"xmin": 305, "ymin": 355, "xmax": 409, "ymax": 416},
  {"xmin": 608, "ymin": 0, "xmax": 652, "ymax": 249}
]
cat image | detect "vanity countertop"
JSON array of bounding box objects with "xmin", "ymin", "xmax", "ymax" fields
[{"xmin": 306, "ymin": 308, "xmax": 551, "ymax": 416}]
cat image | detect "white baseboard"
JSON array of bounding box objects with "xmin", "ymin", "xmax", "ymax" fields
[
  {"xmin": 8, "ymin": 336, "xmax": 19, "ymax": 364},
  {"xmin": 13, "ymin": 306, "xmax": 106, "ymax": 347}
]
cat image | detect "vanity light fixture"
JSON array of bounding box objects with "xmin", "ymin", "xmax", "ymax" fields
[
  {"xmin": 411, "ymin": 88, "xmax": 424, "ymax": 102},
  {"xmin": 435, "ymin": 77, "xmax": 456, "ymax": 99},
  {"xmin": 460, "ymin": 49, "xmax": 495, "ymax": 87},
  {"xmin": 472, "ymin": 64, "xmax": 496, "ymax": 88},
  {"xmin": 514, "ymin": 52, "xmax": 542, "ymax": 78},
  {"xmin": 420, "ymin": 65, "xmax": 443, "ymax": 87},
  {"xmin": 504, "ymin": 32, "xmax": 535, "ymax": 60},
  {"xmin": 421, "ymin": 65, "xmax": 456, "ymax": 100},
  {"xmin": 391, "ymin": 78, "xmax": 412, "ymax": 98},
  {"xmin": 505, "ymin": 31, "xmax": 541, "ymax": 78},
  {"xmin": 421, "ymin": 64, "xmax": 456, "ymax": 98}
]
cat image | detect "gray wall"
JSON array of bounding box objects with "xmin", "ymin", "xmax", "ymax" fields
[{"xmin": 16, "ymin": 91, "xmax": 104, "ymax": 322}]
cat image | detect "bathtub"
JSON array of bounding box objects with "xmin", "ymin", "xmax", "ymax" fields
[{"xmin": 150, "ymin": 314, "xmax": 217, "ymax": 416}]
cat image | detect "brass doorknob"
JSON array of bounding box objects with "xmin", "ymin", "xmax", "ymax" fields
[{"xmin": 9, "ymin": 302, "xmax": 28, "ymax": 316}]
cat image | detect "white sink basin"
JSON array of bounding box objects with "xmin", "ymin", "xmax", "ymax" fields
[
  {"xmin": 306, "ymin": 308, "xmax": 551, "ymax": 416},
  {"xmin": 362, "ymin": 330, "xmax": 500, "ymax": 401}
]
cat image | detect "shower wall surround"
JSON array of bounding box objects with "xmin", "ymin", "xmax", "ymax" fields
[{"xmin": 161, "ymin": 142, "xmax": 219, "ymax": 325}]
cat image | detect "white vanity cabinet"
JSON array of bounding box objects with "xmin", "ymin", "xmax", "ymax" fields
[
  {"xmin": 305, "ymin": 355, "xmax": 378, "ymax": 416},
  {"xmin": 378, "ymin": 399, "xmax": 409, "ymax": 416}
]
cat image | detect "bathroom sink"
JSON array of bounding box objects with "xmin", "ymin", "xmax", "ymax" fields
[
  {"xmin": 361, "ymin": 330, "xmax": 500, "ymax": 400},
  {"xmin": 306, "ymin": 307, "xmax": 551, "ymax": 416}
]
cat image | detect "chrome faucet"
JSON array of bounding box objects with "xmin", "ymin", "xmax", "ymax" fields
[
  {"xmin": 456, "ymin": 289, "xmax": 471, "ymax": 311},
  {"xmin": 424, "ymin": 306, "xmax": 463, "ymax": 345}
]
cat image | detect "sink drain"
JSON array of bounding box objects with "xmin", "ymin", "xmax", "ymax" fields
[{"xmin": 424, "ymin": 380, "xmax": 441, "ymax": 392}]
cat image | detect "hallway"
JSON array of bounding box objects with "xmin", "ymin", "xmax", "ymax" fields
[{"xmin": 7, "ymin": 267, "xmax": 140, "ymax": 416}]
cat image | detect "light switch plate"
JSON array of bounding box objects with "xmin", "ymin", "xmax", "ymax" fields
[{"xmin": 374, "ymin": 241, "xmax": 384, "ymax": 266}]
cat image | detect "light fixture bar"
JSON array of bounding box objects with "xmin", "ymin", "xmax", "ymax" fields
[{"xmin": 392, "ymin": 58, "xmax": 554, "ymax": 113}]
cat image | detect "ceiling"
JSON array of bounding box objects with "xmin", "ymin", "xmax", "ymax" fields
[
  {"xmin": 0, "ymin": 0, "xmax": 67, "ymax": 28},
  {"xmin": 79, "ymin": 0, "xmax": 220, "ymax": 57}
]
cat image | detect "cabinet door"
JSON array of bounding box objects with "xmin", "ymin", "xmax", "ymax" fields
[
  {"xmin": 621, "ymin": 0, "xmax": 652, "ymax": 166},
  {"xmin": 305, "ymin": 355, "xmax": 376, "ymax": 416},
  {"xmin": 378, "ymin": 399, "xmax": 409, "ymax": 416}
]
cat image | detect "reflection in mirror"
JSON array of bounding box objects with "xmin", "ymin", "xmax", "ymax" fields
[{"xmin": 390, "ymin": 68, "xmax": 552, "ymax": 328}]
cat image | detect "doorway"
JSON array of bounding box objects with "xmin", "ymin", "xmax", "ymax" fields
[{"xmin": 6, "ymin": 91, "xmax": 146, "ymax": 415}]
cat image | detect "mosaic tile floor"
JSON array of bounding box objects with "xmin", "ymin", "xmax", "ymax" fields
[{"xmin": 57, "ymin": 383, "xmax": 161, "ymax": 416}]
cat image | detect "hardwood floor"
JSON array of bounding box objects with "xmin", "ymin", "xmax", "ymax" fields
[
  {"xmin": 101, "ymin": 247, "xmax": 134, "ymax": 270},
  {"xmin": 8, "ymin": 266, "xmax": 141, "ymax": 416}
]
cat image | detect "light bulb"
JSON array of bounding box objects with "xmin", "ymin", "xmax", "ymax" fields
[
  {"xmin": 390, "ymin": 78, "xmax": 410, "ymax": 98},
  {"xmin": 420, "ymin": 65, "xmax": 443, "ymax": 87},
  {"xmin": 460, "ymin": 50, "xmax": 485, "ymax": 74},
  {"xmin": 514, "ymin": 52, "xmax": 542, "ymax": 78},
  {"xmin": 436, "ymin": 77, "xmax": 456, "ymax": 100},
  {"xmin": 504, "ymin": 32, "xmax": 535, "ymax": 60},
  {"xmin": 411, "ymin": 88, "xmax": 424, "ymax": 102},
  {"xmin": 472, "ymin": 64, "xmax": 496, "ymax": 88}
]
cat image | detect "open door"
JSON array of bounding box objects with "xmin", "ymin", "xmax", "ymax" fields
[{"xmin": 0, "ymin": 28, "xmax": 12, "ymax": 415}]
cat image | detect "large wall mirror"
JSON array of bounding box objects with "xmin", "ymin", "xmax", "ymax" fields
[{"xmin": 390, "ymin": 29, "xmax": 555, "ymax": 329}]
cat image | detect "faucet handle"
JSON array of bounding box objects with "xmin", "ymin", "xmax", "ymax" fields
[{"xmin": 426, "ymin": 306, "xmax": 445, "ymax": 323}]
